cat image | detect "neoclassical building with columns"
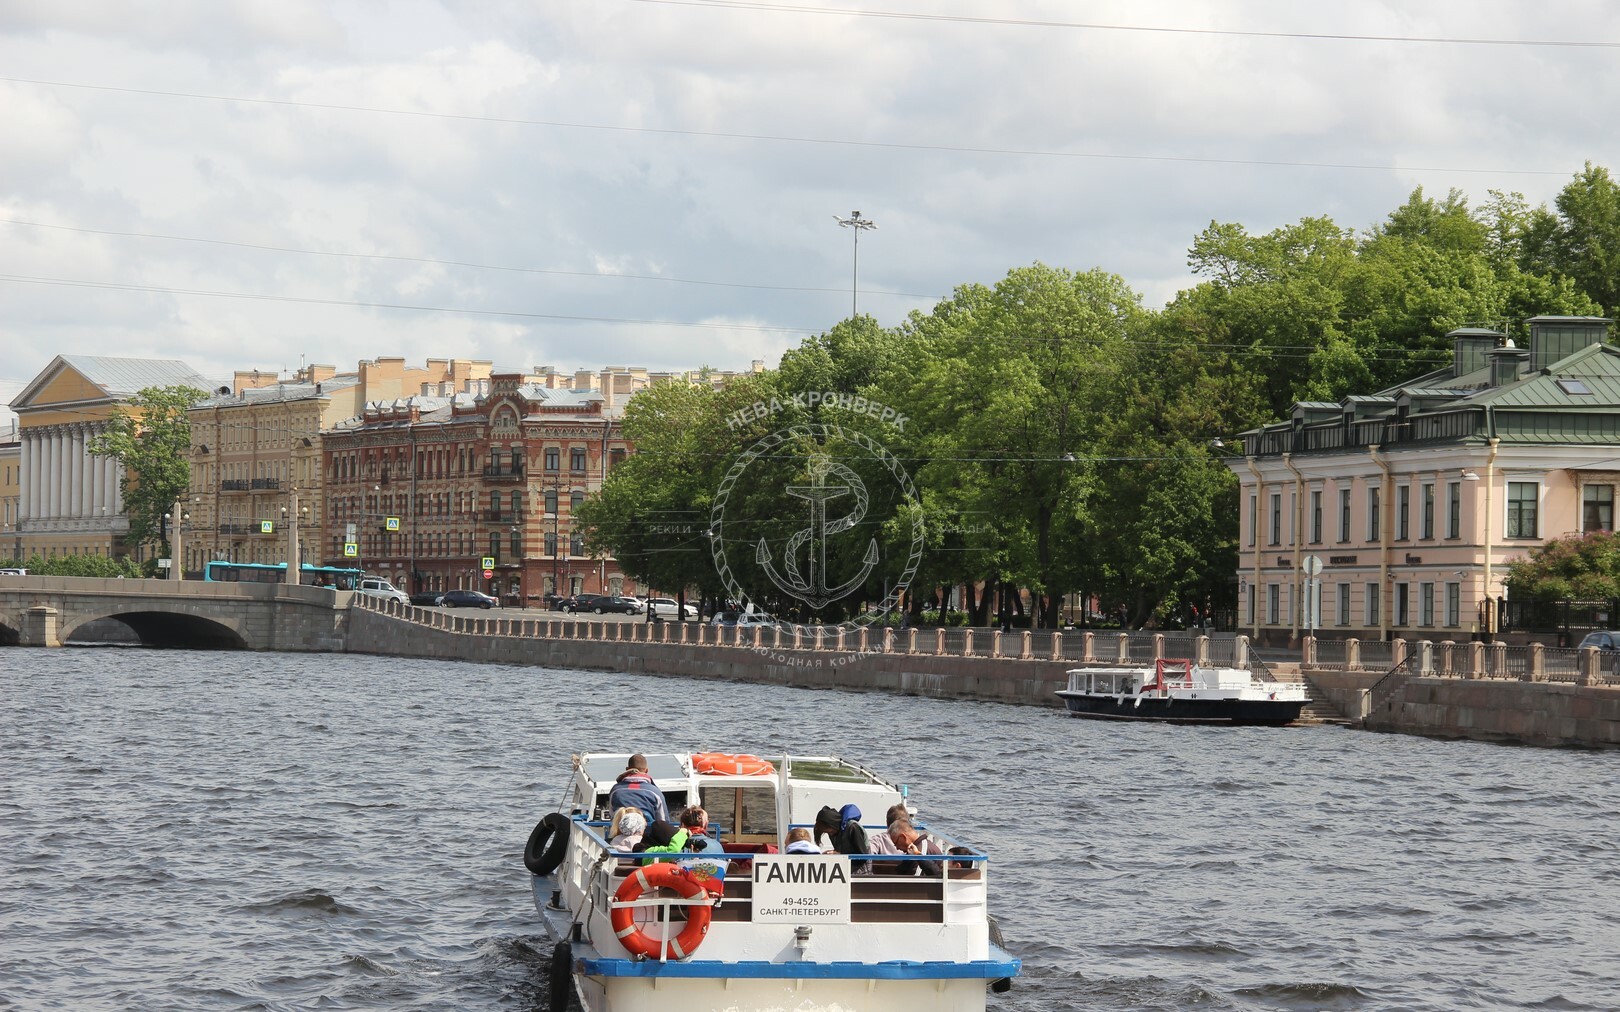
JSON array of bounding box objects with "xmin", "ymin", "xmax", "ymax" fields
[{"xmin": 7, "ymin": 355, "xmax": 214, "ymax": 562}]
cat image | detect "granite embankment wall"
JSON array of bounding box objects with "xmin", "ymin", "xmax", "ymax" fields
[
  {"xmin": 346, "ymin": 608, "xmax": 1074, "ymax": 707},
  {"xmin": 1309, "ymin": 668, "xmax": 1620, "ymax": 748}
]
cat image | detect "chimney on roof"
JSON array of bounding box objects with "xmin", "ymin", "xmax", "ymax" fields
[
  {"xmin": 1528, "ymin": 315, "xmax": 1613, "ymax": 371},
  {"xmin": 1448, "ymin": 328, "xmax": 1503, "ymax": 378},
  {"xmin": 1488, "ymin": 343, "xmax": 1529, "ymax": 387}
]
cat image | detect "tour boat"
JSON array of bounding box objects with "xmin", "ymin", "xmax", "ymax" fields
[
  {"xmin": 1056, "ymin": 658, "xmax": 1309, "ymax": 726},
  {"xmin": 522, "ymin": 751, "xmax": 1019, "ymax": 1012}
]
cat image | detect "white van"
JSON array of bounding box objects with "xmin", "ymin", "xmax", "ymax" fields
[
  {"xmin": 0, "ymin": 567, "xmax": 28, "ymax": 576},
  {"xmin": 358, "ymin": 576, "xmax": 410, "ymax": 605}
]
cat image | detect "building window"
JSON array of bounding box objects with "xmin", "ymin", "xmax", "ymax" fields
[
  {"xmin": 1367, "ymin": 488, "xmax": 1380, "ymax": 542},
  {"xmin": 1445, "ymin": 582, "xmax": 1460, "ymax": 627},
  {"xmin": 1267, "ymin": 584, "xmax": 1280, "ymax": 625},
  {"xmin": 1394, "ymin": 583, "xmax": 1409, "ymax": 627},
  {"xmin": 1337, "ymin": 583, "xmax": 1350, "ymax": 626},
  {"xmin": 1338, "ymin": 487, "xmax": 1351, "ymax": 543},
  {"xmin": 1246, "ymin": 585, "xmax": 1255, "ymax": 625},
  {"xmin": 1507, "ymin": 481, "xmax": 1538, "ymax": 538},
  {"xmin": 489, "ymin": 491, "xmax": 501, "ymax": 515},
  {"xmin": 545, "ymin": 448, "xmax": 559, "ymax": 472},
  {"xmin": 570, "ymin": 448, "xmax": 587, "ymax": 472},
  {"xmin": 1248, "ymin": 493, "xmax": 1257, "ymax": 547},
  {"xmin": 1583, "ymin": 485, "xmax": 1613, "ymax": 533},
  {"xmin": 570, "ymin": 533, "xmax": 585, "ymax": 555},
  {"xmin": 1420, "ymin": 582, "xmax": 1434, "ymax": 626},
  {"xmin": 545, "ymin": 489, "xmax": 558, "ymax": 514},
  {"xmin": 1421, "ymin": 483, "xmax": 1435, "ymax": 540},
  {"xmin": 510, "ymin": 447, "xmax": 522, "ymax": 470},
  {"xmin": 1269, "ymin": 493, "xmax": 1282, "ymax": 546},
  {"xmin": 489, "ymin": 533, "xmax": 500, "ymax": 562},
  {"xmin": 545, "ymin": 532, "xmax": 557, "ymax": 556},
  {"xmin": 510, "ymin": 527, "xmax": 521, "ymax": 557},
  {"xmin": 570, "ymin": 491, "xmax": 584, "ymax": 513},
  {"xmin": 1366, "ymin": 582, "xmax": 1380, "ymax": 626},
  {"xmin": 1447, "ymin": 481, "xmax": 1461, "ymax": 539},
  {"xmin": 1397, "ymin": 485, "xmax": 1410, "ymax": 540},
  {"xmin": 1310, "ymin": 489, "xmax": 1322, "ymax": 544}
]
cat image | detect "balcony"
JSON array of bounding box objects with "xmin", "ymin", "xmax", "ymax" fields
[
  {"xmin": 251, "ymin": 478, "xmax": 281, "ymax": 490},
  {"xmin": 218, "ymin": 522, "xmax": 256, "ymax": 535},
  {"xmin": 482, "ymin": 465, "xmax": 525, "ymax": 483},
  {"xmin": 485, "ymin": 510, "xmax": 520, "ymax": 524},
  {"xmin": 220, "ymin": 479, "xmax": 250, "ymax": 492}
]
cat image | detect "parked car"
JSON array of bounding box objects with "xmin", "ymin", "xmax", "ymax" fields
[
  {"xmin": 711, "ymin": 610, "xmax": 774, "ymax": 627},
  {"xmin": 357, "ymin": 576, "xmax": 410, "ymax": 606},
  {"xmin": 410, "ymin": 591, "xmax": 444, "ymax": 607},
  {"xmin": 646, "ymin": 597, "xmax": 694, "ymax": 619},
  {"xmin": 1577, "ymin": 630, "xmax": 1620, "ymax": 653},
  {"xmin": 542, "ymin": 592, "xmax": 570, "ymax": 611},
  {"xmin": 440, "ymin": 589, "xmax": 499, "ymax": 609},
  {"xmin": 565, "ymin": 593, "xmax": 640, "ymax": 614}
]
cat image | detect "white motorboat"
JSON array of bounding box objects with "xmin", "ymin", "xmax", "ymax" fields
[
  {"xmin": 522, "ymin": 751, "xmax": 1019, "ymax": 1012},
  {"xmin": 1057, "ymin": 658, "xmax": 1309, "ymax": 725}
]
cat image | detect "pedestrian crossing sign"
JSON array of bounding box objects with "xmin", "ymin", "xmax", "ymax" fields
[
  {"xmin": 344, "ymin": 542, "xmax": 358, "ymax": 557},
  {"xmin": 260, "ymin": 520, "xmax": 274, "ymax": 534}
]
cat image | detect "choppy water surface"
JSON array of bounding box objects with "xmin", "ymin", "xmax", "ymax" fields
[{"xmin": 2, "ymin": 648, "xmax": 1617, "ymax": 1011}]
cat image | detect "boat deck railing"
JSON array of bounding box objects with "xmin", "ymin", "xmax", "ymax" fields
[{"xmin": 555, "ymin": 817, "xmax": 993, "ymax": 962}]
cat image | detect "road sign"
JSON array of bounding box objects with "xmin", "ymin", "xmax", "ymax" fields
[
  {"xmin": 385, "ymin": 516, "xmax": 400, "ymax": 531},
  {"xmin": 157, "ymin": 558, "xmax": 172, "ymax": 569},
  {"xmin": 343, "ymin": 543, "xmax": 358, "ymax": 557},
  {"xmin": 1302, "ymin": 555, "xmax": 1323, "ymax": 577},
  {"xmin": 483, "ymin": 569, "xmax": 494, "ymax": 579},
  {"xmin": 481, "ymin": 556, "xmax": 496, "ymax": 570},
  {"xmin": 260, "ymin": 520, "xmax": 274, "ymax": 534}
]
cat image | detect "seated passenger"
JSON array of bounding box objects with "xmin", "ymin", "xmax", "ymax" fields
[
  {"xmin": 631, "ymin": 820, "xmax": 689, "ymax": 862},
  {"xmin": 608, "ymin": 807, "xmax": 646, "ymax": 850},
  {"xmin": 868, "ymin": 818, "xmax": 946, "ymax": 876},
  {"xmin": 608, "ymin": 753, "xmax": 670, "ymax": 826},
  {"xmin": 678, "ymin": 805, "xmax": 726, "ymax": 854},
  {"xmin": 784, "ymin": 827, "xmax": 818, "ymax": 854},
  {"xmin": 813, "ymin": 806, "xmax": 842, "ymax": 853}
]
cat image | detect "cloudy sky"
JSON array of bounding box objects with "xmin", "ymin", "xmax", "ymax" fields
[{"xmin": 3, "ymin": 1, "xmax": 1618, "ymax": 425}]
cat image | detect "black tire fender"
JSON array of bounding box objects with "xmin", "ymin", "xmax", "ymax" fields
[
  {"xmin": 549, "ymin": 940, "xmax": 577, "ymax": 1012},
  {"xmin": 524, "ymin": 812, "xmax": 571, "ymax": 876}
]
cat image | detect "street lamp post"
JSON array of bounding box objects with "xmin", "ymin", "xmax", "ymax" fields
[{"xmin": 834, "ymin": 210, "xmax": 877, "ymax": 318}]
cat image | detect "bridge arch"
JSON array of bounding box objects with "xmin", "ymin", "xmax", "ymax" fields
[{"xmin": 61, "ymin": 610, "xmax": 248, "ymax": 650}]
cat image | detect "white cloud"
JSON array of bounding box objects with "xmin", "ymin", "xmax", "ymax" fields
[{"xmin": 2, "ymin": 0, "xmax": 1619, "ymax": 430}]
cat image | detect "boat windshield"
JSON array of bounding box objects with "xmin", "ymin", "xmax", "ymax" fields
[{"xmin": 582, "ymin": 754, "xmax": 688, "ymax": 783}]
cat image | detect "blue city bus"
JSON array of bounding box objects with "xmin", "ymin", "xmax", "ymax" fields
[{"xmin": 203, "ymin": 561, "xmax": 365, "ymax": 590}]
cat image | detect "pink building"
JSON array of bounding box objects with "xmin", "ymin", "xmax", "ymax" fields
[{"xmin": 1229, "ymin": 316, "xmax": 1615, "ymax": 644}]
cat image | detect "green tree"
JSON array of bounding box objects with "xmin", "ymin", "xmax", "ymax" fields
[
  {"xmin": 1503, "ymin": 531, "xmax": 1620, "ymax": 603},
  {"xmin": 87, "ymin": 385, "xmax": 207, "ymax": 555},
  {"xmin": 1551, "ymin": 162, "xmax": 1620, "ymax": 315}
]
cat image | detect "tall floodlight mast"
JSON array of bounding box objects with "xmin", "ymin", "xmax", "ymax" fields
[{"xmin": 833, "ymin": 210, "xmax": 877, "ymax": 318}]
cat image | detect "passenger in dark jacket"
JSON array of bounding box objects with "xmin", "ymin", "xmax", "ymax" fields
[{"xmin": 608, "ymin": 753, "xmax": 670, "ymax": 826}]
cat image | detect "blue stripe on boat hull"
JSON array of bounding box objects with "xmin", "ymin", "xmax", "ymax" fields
[{"xmin": 578, "ymin": 954, "xmax": 1021, "ymax": 980}]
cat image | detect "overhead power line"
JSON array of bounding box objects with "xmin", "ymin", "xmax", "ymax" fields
[
  {"xmin": 627, "ymin": 0, "xmax": 1620, "ymax": 49},
  {"xmin": 0, "ymin": 76, "xmax": 1570, "ymax": 177}
]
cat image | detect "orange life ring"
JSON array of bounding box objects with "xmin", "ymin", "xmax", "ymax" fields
[
  {"xmin": 610, "ymin": 864, "xmax": 713, "ymax": 960},
  {"xmin": 691, "ymin": 752, "xmax": 776, "ymax": 776}
]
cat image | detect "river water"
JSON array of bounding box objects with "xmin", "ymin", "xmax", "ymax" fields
[{"xmin": 2, "ymin": 648, "xmax": 1616, "ymax": 1011}]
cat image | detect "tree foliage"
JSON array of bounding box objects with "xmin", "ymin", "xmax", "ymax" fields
[
  {"xmin": 1504, "ymin": 531, "xmax": 1620, "ymax": 603},
  {"xmin": 87, "ymin": 385, "xmax": 207, "ymax": 554}
]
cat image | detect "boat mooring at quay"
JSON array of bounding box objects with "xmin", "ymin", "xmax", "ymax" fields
[{"xmin": 5, "ymin": 648, "xmax": 1617, "ymax": 1010}]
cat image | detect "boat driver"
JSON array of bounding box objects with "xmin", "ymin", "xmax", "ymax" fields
[{"xmin": 608, "ymin": 753, "xmax": 670, "ymax": 826}]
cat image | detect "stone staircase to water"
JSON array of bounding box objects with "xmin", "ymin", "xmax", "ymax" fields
[{"xmin": 1258, "ymin": 658, "xmax": 1353, "ymax": 726}]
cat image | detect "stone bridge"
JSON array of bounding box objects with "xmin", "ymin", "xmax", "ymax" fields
[{"xmin": 0, "ymin": 575, "xmax": 351, "ymax": 650}]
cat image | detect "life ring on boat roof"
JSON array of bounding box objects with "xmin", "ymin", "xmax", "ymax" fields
[
  {"xmin": 691, "ymin": 752, "xmax": 775, "ymax": 776},
  {"xmin": 610, "ymin": 863, "xmax": 714, "ymax": 960},
  {"xmin": 524, "ymin": 812, "xmax": 572, "ymax": 877}
]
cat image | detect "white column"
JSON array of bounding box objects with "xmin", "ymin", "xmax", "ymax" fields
[
  {"xmin": 19, "ymin": 432, "xmax": 33, "ymax": 521},
  {"xmin": 71, "ymin": 428, "xmax": 85, "ymax": 517},
  {"xmin": 88, "ymin": 434, "xmax": 102, "ymax": 521},
  {"xmin": 112, "ymin": 455, "xmax": 125, "ymax": 513},
  {"xmin": 45, "ymin": 430, "xmax": 59, "ymax": 519},
  {"xmin": 55, "ymin": 429, "xmax": 67, "ymax": 519}
]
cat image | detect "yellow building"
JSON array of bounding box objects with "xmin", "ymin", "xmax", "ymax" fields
[
  {"xmin": 1, "ymin": 422, "xmax": 20, "ymax": 560},
  {"xmin": 7, "ymin": 356, "xmax": 213, "ymax": 562},
  {"xmin": 186, "ymin": 358, "xmax": 494, "ymax": 576}
]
